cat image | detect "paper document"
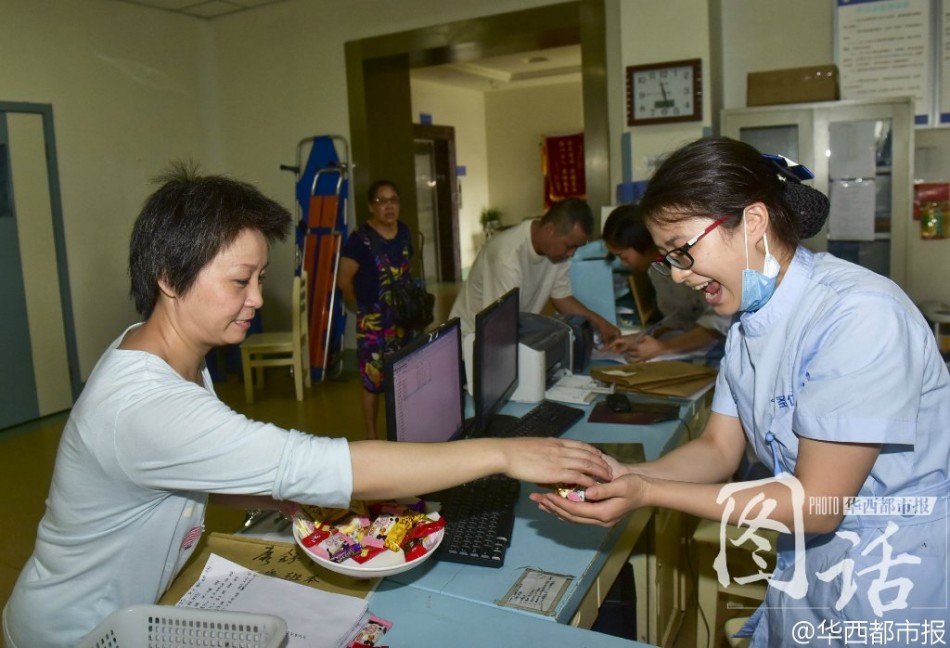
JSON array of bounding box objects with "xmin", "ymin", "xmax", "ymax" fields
[
  {"xmin": 544, "ymin": 385, "xmax": 597, "ymax": 405},
  {"xmin": 498, "ymin": 568, "xmax": 573, "ymax": 616},
  {"xmin": 591, "ymin": 347, "xmax": 628, "ymax": 363},
  {"xmin": 829, "ymin": 179, "xmax": 876, "ymax": 241},
  {"xmin": 177, "ymin": 553, "xmax": 369, "ymax": 648},
  {"xmin": 553, "ymin": 374, "xmax": 614, "ymax": 393},
  {"xmin": 545, "ymin": 373, "xmax": 614, "ymax": 404}
]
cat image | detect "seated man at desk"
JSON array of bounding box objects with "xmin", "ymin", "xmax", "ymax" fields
[
  {"xmin": 602, "ymin": 203, "xmax": 731, "ymax": 363},
  {"xmin": 450, "ymin": 198, "xmax": 620, "ymax": 344}
]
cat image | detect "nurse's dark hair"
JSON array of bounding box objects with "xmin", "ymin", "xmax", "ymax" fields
[
  {"xmin": 602, "ymin": 203, "xmax": 656, "ymax": 260},
  {"xmin": 639, "ymin": 137, "xmax": 828, "ymax": 247},
  {"xmin": 128, "ymin": 161, "xmax": 292, "ymax": 318}
]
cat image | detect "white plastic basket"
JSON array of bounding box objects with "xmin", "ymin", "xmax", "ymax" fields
[{"xmin": 77, "ymin": 605, "xmax": 288, "ymax": 648}]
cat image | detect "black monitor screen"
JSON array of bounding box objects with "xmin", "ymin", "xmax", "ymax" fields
[
  {"xmin": 384, "ymin": 318, "xmax": 465, "ymax": 443},
  {"xmin": 472, "ymin": 288, "xmax": 520, "ymax": 436}
]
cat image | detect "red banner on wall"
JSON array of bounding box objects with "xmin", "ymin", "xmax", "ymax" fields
[{"xmin": 542, "ymin": 133, "xmax": 586, "ymax": 208}]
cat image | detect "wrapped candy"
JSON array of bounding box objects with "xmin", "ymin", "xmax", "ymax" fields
[
  {"xmin": 314, "ymin": 531, "xmax": 362, "ymax": 563},
  {"xmin": 298, "ymin": 498, "xmax": 441, "ymax": 567},
  {"xmin": 554, "ymin": 483, "xmax": 587, "ymax": 502},
  {"xmin": 362, "ymin": 514, "xmax": 399, "ymax": 549}
]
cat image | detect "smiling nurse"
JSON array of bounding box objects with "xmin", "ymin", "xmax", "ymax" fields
[{"xmin": 532, "ymin": 137, "xmax": 950, "ymax": 644}]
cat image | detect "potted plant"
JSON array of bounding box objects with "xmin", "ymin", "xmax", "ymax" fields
[{"xmin": 480, "ymin": 207, "xmax": 502, "ymax": 237}]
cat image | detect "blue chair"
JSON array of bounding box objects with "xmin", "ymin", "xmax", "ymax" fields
[{"xmin": 567, "ymin": 241, "xmax": 617, "ymax": 325}]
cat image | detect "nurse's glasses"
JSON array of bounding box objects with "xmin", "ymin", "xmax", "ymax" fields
[{"xmin": 652, "ymin": 215, "xmax": 729, "ymax": 275}]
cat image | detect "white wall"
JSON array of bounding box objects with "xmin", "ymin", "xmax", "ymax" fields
[
  {"xmin": 0, "ymin": 0, "xmax": 214, "ymax": 378},
  {"xmin": 719, "ymin": 0, "xmax": 835, "ymax": 109},
  {"xmin": 410, "ymin": 79, "xmax": 489, "ymax": 272},
  {"xmin": 617, "ymin": 0, "xmax": 711, "ymax": 183},
  {"xmin": 5, "ymin": 0, "xmax": 944, "ymax": 377},
  {"xmin": 485, "ymin": 81, "xmax": 584, "ymax": 224},
  {"xmin": 605, "ymin": 0, "xmax": 834, "ymax": 185},
  {"xmin": 2, "ymin": 0, "xmax": 577, "ymax": 376}
]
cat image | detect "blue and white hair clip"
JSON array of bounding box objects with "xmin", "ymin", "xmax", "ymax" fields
[{"xmin": 762, "ymin": 153, "xmax": 814, "ymax": 182}]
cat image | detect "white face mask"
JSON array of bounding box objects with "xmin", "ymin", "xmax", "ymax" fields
[{"xmin": 739, "ymin": 209, "xmax": 780, "ymax": 312}]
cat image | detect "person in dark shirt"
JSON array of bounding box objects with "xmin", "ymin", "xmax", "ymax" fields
[{"xmin": 338, "ymin": 179, "xmax": 418, "ymax": 439}]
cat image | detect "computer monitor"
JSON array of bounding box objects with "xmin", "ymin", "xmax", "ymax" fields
[
  {"xmin": 384, "ymin": 318, "xmax": 465, "ymax": 443},
  {"xmin": 471, "ymin": 288, "xmax": 520, "ymax": 437}
]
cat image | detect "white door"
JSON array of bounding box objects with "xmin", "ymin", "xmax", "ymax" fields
[{"xmin": 0, "ymin": 104, "xmax": 77, "ymax": 429}]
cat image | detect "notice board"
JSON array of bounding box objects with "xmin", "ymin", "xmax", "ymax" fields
[{"xmin": 835, "ymin": 0, "xmax": 937, "ymax": 126}]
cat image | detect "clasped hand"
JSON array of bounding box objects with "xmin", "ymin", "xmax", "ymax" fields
[{"xmin": 529, "ymin": 458, "xmax": 651, "ymax": 527}]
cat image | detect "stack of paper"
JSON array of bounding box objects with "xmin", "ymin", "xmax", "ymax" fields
[
  {"xmin": 177, "ymin": 554, "xmax": 370, "ymax": 648},
  {"xmin": 590, "ymin": 360, "xmax": 717, "ymax": 398},
  {"xmin": 544, "ymin": 373, "xmax": 614, "ymax": 405}
]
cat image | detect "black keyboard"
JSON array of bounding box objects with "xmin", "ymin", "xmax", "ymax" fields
[
  {"xmin": 435, "ymin": 474, "xmax": 521, "ymax": 568},
  {"xmin": 493, "ymin": 400, "xmax": 585, "ymax": 438}
]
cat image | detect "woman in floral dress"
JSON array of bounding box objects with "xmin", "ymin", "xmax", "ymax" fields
[{"xmin": 338, "ymin": 179, "xmax": 418, "ymax": 439}]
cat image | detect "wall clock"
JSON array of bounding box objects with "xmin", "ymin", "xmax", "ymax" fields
[{"xmin": 626, "ymin": 58, "xmax": 702, "ymax": 126}]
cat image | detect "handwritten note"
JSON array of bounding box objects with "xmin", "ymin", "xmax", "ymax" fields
[{"xmin": 177, "ymin": 554, "xmax": 369, "ymax": 648}]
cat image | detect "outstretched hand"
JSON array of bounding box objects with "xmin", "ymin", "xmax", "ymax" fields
[
  {"xmin": 529, "ymin": 472, "xmax": 651, "ymax": 527},
  {"xmin": 501, "ymin": 438, "xmax": 613, "ymax": 488}
]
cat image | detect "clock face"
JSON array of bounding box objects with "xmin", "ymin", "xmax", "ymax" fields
[{"xmin": 626, "ymin": 59, "xmax": 702, "ymax": 126}]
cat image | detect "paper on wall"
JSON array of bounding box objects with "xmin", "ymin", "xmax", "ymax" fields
[
  {"xmin": 829, "ymin": 121, "xmax": 877, "ymax": 180},
  {"xmin": 829, "ymin": 179, "xmax": 877, "ymax": 242}
]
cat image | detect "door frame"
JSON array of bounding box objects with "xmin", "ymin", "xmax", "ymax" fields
[
  {"xmin": 0, "ymin": 101, "xmax": 81, "ymax": 404},
  {"xmin": 413, "ymin": 123, "xmax": 460, "ymax": 282},
  {"xmin": 345, "ymin": 0, "xmax": 609, "ymax": 241}
]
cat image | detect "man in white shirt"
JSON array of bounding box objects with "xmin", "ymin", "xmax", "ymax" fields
[{"xmin": 450, "ymin": 198, "xmax": 620, "ymax": 343}]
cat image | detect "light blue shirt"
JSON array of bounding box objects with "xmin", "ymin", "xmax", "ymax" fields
[
  {"xmin": 711, "ymin": 247, "xmax": 950, "ymax": 642},
  {"xmin": 4, "ymin": 326, "xmax": 353, "ymax": 648}
]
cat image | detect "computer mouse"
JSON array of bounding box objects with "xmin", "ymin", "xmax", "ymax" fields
[{"xmin": 605, "ymin": 393, "xmax": 632, "ymax": 413}]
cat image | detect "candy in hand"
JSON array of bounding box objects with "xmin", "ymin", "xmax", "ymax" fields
[{"xmin": 554, "ymin": 483, "xmax": 587, "ymax": 502}]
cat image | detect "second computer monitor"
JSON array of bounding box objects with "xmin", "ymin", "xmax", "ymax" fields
[{"xmin": 472, "ymin": 288, "xmax": 520, "ymax": 437}]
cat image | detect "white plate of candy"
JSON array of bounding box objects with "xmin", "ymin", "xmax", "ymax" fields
[{"xmin": 291, "ymin": 499, "xmax": 444, "ymax": 579}]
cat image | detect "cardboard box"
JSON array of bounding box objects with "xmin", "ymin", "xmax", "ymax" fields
[{"xmin": 747, "ymin": 65, "xmax": 839, "ymax": 107}]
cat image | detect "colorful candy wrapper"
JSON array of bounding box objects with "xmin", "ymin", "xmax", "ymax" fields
[
  {"xmin": 350, "ymin": 615, "xmax": 392, "ymax": 647},
  {"xmin": 300, "ymin": 528, "xmax": 331, "ymax": 548},
  {"xmin": 383, "ymin": 514, "xmax": 416, "ymax": 551},
  {"xmin": 291, "ymin": 510, "xmax": 315, "ymax": 538},
  {"xmin": 404, "ymin": 516, "xmax": 445, "ymax": 542},
  {"xmin": 335, "ymin": 513, "xmax": 366, "ymax": 537},
  {"xmin": 363, "ymin": 513, "xmax": 398, "ymax": 548},
  {"xmin": 315, "ymin": 531, "xmax": 362, "ymax": 563},
  {"xmin": 305, "ymin": 505, "xmax": 354, "ymax": 527},
  {"xmin": 350, "ymin": 545, "xmax": 386, "ymax": 564},
  {"xmin": 554, "ymin": 483, "xmax": 587, "ymax": 502},
  {"xmin": 403, "ymin": 535, "xmax": 435, "ymax": 561}
]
